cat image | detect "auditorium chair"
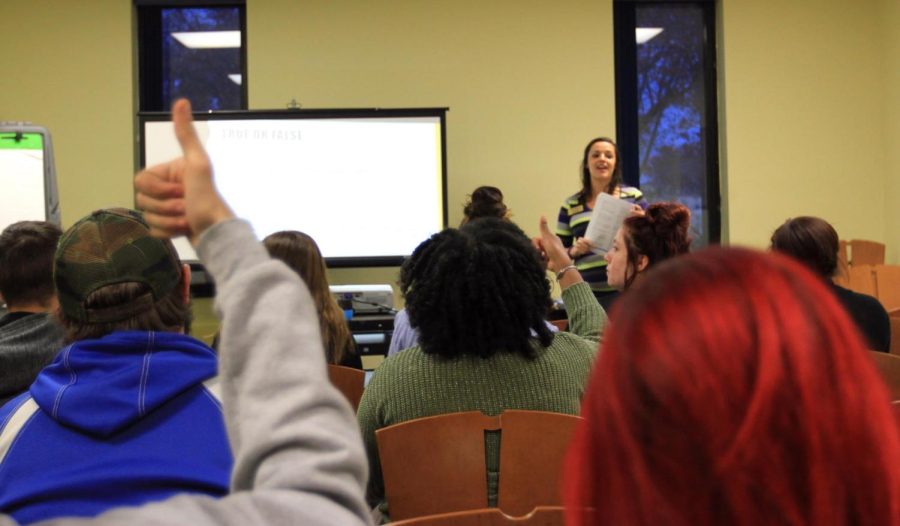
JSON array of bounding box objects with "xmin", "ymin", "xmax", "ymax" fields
[
  {"xmin": 376, "ymin": 410, "xmax": 581, "ymax": 521},
  {"xmin": 326, "ymin": 364, "xmax": 366, "ymax": 411}
]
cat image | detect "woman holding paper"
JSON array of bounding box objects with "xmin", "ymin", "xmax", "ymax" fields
[{"xmin": 556, "ymin": 137, "xmax": 647, "ymax": 308}]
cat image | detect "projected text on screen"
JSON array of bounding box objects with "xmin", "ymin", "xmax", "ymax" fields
[{"xmin": 143, "ymin": 113, "xmax": 446, "ymax": 264}]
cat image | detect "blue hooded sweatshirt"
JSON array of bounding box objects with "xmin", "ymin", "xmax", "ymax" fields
[{"xmin": 0, "ymin": 331, "xmax": 232, "ymax": 524}]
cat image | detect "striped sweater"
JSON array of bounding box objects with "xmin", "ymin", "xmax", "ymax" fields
[{"xmin": 555, "ymin": 187, "xmax": 646, "ymax": 292}]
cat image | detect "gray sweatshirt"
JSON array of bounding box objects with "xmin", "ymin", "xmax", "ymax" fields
[{"xmin": 0, "ymin": 219, "xmax": 372, "ymax": 526}]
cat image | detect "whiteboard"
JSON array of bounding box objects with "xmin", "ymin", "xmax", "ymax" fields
[{"xmin": 0, "ymin": 125, "xmax": 60, "ymax": 232}]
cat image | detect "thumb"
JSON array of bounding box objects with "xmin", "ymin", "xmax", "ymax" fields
[
  {"xmin": 172, "ymin": 99, "xmax": 204, "ymax": 160},
  {"xmin": 539, "ymin": 215, "xmax": 553, "ymax": 237}
]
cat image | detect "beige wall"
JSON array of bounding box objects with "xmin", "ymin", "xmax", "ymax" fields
[
  {"xmin": 2, "ymin": 0, "xmax": 898, "ymax": 279},
  {"xmin": 247, "ymin": 0, "xmax": 617, "ymax": 290},
  {"xmin": 880, "ymin": 0, "xmax": 900, "ymax": 264},
  {"xmin": 0, "ymin": 1, "xmax": 134, "ymax": 228},
  {"xmin": 719, "ymin": 0, "xmax": 890, "ymax": 256}
]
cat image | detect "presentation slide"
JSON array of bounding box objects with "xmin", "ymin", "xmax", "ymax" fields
[
  {"xmin": 0, "ymin": 133, "xmax": 46, "ymax": 233},
  {"xmin": 143, "ymin": 114, "xmax": 446, "ymax": 263}
]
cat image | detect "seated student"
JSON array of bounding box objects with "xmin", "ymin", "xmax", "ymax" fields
[
  {"xmin": 0, "ymin": 99, "xmax": 371, "ymax": 525},
  {"xmin": 771, "ymin": 216, "xmax": 890, "ymax": 352},
  {"xmin": 0, "ymin": 221, "xmax": 65, "ymax": 406},
  {"xmin": 388, "ymin": 185, "xmax": 557, "ymax": 356},
  {"xmin": 0, "ymin": 208, "xmax": 231, "ymax": 523},
  {"xmin": 263, "ymin": 230, "xmax": 362, "ymax": 369},
  {"xmin": 603, "ymin": 202, "xmax": 692, "ymax": 292},
  {"xmin": 563, "ymin": 248, "xmax": 900, "ymax": 525},
  {"xmin": 359, "ymin": 214, "xmax": 606, "ymax": 520}
]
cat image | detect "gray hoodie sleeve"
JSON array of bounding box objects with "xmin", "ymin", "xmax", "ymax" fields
[{"xmin": 13, "ymin": 219, "xmax": 372, "ymax": 526}]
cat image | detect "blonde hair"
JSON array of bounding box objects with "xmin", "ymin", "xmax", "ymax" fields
[{"xmin": 263, "ymin": 231, "xmax": 354, "ymax": 365}]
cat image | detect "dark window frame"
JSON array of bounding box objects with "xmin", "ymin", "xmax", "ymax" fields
[{"xmin": 613, "ymin": 0, "xmax": 721, "ymax": 245}]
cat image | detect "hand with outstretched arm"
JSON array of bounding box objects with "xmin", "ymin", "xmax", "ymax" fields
[
  {"xmin": 1, "ymin": 99, "xmax": 373, "ymax": 526},
  {"xmin": 534, "ymin": 216, "xmax": 584, "ymax": 290},
  {"xmin": 134, "ymin": 99, "xmax": 234, "ymax": 245}
]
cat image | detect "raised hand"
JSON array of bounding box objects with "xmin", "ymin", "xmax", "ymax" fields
[
  {"xmin": 534, "ymin": 216, "xmax": 574, "ymax": 274},
  {"xmin": 134, "ymin": 99, "xmax": 234, "ymax": 244}
]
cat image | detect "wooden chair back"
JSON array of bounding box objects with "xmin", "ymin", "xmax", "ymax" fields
[
  {"xmin": 874, "ymin": 265, "xmax": 900, "ymax": 312},
  {"xmin": 850, "ymin": 239, "xmax": 886, "ymax": 266},
  {"xmin": 376, "ymin": 410, "xmax": 581, "ymax": 521},
  {"xmin": 377, "ymin": 412, "xmax": 493, "ymax": 520},
  {"xmin": 847, "ymin": 264, "xmax": 877, "ymax": 297},
  {"xmin": 497, "ymin": 411, "xmax": 581, "ymax": 516},
  {"xmin": 869, "ymin": 351, "xmax": 900, "ymax": 401},
  {"xmin": 390, "ymin": 506, "xmax": 575, "ymax": 525},
  {"xmin": 326, "ymin": 364, "xmax": 365, "ymax": 411}
]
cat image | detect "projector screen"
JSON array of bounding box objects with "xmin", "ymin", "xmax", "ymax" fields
[
  {"xmin": 140, "ymin": 108, "xmax": 447, "ymax": 266},
  {"xmin": 0, "ymin": 126, "xmax": 61, "ymax": 233}
]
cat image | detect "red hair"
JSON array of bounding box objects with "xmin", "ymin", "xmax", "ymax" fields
[{"xmin": 564, "ymin": 247, "xmax": 900, "ymax": 526}]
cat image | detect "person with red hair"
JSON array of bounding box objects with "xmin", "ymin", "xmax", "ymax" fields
[{"xmin": 564, "ymin": 247, "xmax": 900, "ymax": 526}]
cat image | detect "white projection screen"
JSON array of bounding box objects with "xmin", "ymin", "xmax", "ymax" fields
[
  {"xmin": 139, "ymin": 109, "xmax": 448, "ymax": 266},
  {"xmin": 0, "ymin": 125, "xmax": 61, "ymax": 233}
]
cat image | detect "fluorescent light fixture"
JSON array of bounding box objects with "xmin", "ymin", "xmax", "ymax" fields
[
  {"xmin": 171, "ymin": 30, "xmax": 241, "ymax": 49},
  {"xmin": 636, "ymin": 27, "xmax": 663, "ymax": 44},
  {"xmin": 228, "ymin": 74, "xmax": 242, "ymax": 85}
]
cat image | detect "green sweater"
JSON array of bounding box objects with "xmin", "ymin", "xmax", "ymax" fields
[{"xmin": 357, "ymin": 281, "xmax": 606, "ymax": 518}]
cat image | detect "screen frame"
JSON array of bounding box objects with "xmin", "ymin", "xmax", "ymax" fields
[{"xmin": 137, "ymin": 107, "xmax": 449, "ymax": 267}]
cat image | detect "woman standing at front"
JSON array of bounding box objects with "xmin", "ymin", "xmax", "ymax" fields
[{"xmin": 556, "ymin": 137, "xmax": 646, "ymax": 309}]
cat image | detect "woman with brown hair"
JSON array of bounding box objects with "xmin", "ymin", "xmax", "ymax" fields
[
  {"xmin": 263, "ymin": 231, "xmax": 362, "ymax": 369},
  {"xmin": 771, "ymin": 216, "xmax": 890, "ymax": 352},
  {"xmin": 555, "ymin": 137, "xmax": 647, "ymax": 309}
]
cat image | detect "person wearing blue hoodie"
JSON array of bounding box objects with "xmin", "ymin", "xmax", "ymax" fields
[{"xmin": 0, "ymin": 208, "xmax": 231, "ymax": 524}]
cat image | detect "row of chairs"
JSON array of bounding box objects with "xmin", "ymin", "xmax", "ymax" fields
[
  {"xmin": 834, "ymin": 263, "xmax": 900, "ymax": 356},
  {"xmin": 379, "ymin": 410, "xmax": 580, "ymax": 522},
  {"xmin": 835, "ymin": 264, "xmax": 900, "ymax": 312},
  {"xmin": 330, "ymin": 355, "xmax": 900, "ymax": 525},
  {"xmin": 838, "ymin": 239, "xmax": 886, "ymax": 268}
]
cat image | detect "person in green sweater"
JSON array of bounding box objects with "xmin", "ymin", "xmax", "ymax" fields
[{"xmin": 358, "ymin": 215, "xmax": 605, "ymax": 521}]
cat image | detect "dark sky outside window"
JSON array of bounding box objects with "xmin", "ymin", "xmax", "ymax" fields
[
  {"xmin": 632, "ymin": 3, "xmax": 716, "ymax": 247},
  {"xmin": 161, "ymin": 7, "xmax": 242, "ymax": 111}
]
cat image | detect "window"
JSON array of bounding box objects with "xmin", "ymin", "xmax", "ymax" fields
[
  {"xmin": 137, "ymin": 1, "xmax": 247, "ymax": 111},
  {"xmin": 614, "ymin": 0, "xmax": 720, "ymax": 246}
]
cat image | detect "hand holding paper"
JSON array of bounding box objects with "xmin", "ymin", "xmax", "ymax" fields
[{"xmin": 582, "ymin": 193, "xmax": 637, "ymax": 254}]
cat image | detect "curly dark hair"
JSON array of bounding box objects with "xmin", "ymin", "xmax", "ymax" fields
[{"xmin": 399, "ymin": 218, "xmax": 554, "ymax": 359}]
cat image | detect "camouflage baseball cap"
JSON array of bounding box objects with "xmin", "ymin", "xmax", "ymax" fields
[{"xmin": 54, "ymin": 208, "xmax": 182, "ymax": 323}]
